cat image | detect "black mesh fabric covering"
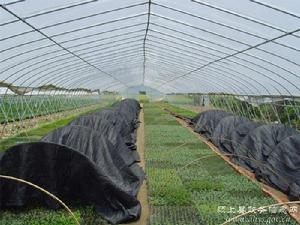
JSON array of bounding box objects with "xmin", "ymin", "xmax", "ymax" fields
[
  {"xmin": 240, "ymin": 124, "xmax": 298, "ymax": 171},
  {"xmin": 69, "ymin": 114, "xmax": 121, "ymax": 144},
  {"xmin": 69, "ymin": 114, "xmax": 140, "ymax": 160},
  {"xmin": 191, "ymin": 110, "xmax": 300, "ymax": 200},
  {"xmin": 211, "ymin": 115, "xmax": 250, "ymax": 154},
  {"xmin": 0, "ymin": 99, "xmax": 144, "ymax": 224},
  {"xmin": 260, "ymin": 135, "xmax": 300, "ymax": 200},
  {"xmin": 229, "ymin": 120, "xmax": 263, "ymax": 170},
  {"xmin": 0, "ymin": 142, "xmax": 141, "ymax": 224},
  {"xmin": 193, "ymin": 110, "xmax": 233, "ymax": 139},
  {"xmin": 89, "ymin": 109, "xmax": 139, "ymax": 150},
  {"xmin": 41, "ymin": 125, "xmax": 144, "ymax": 184},
  {"xmin": 191, "ymin": 113, "xmax": 202, "ymax": 124}
]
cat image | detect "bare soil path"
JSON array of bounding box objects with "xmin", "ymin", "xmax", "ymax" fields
[{"xmin": 126, "ymin": 105, "xmax": 149, "ymax": 225}]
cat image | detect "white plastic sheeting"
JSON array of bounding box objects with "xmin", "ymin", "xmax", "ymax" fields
[{"xmin": 0, "ymin": 0, "xmax": 300, "ymax": 95}]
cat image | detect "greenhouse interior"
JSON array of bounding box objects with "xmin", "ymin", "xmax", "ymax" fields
[{"xmin": 0, "ymin": 0, "xmax": 300, "ymax": 224}]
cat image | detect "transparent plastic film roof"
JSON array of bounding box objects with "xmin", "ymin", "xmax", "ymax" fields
[{"xmin": 0, "ymin": 0, "xmax": 300, "ymax": 96}]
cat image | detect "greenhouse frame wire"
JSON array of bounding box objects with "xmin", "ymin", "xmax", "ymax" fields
[
  {"xmin": 0, "ymin": 1, "xmax": 298, "ymax": 90},
  {"xmin": 0, "ymin": 0, "xmax": 300, "ymax": 132}
]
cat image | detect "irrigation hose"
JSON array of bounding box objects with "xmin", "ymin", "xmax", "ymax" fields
[{"xmin": 0, "ymin": 175, "xmax": 80, "ymax": 225}]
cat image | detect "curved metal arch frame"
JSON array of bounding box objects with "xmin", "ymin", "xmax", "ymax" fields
[
  {"xmin": 0, "ymin": 0, "xmax": 300, "ymax": 131},
  {"xmin": 1, "ymin": 0, "xmax": 298, "ymax": 95}
]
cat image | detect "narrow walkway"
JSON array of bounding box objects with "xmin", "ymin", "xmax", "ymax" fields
[{"xmin": 127, "ymin": 105, "xmax": 150, "ymax": 225}]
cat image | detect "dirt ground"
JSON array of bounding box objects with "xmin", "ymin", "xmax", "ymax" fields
[{"xmin": 126, "ymin": 105, "xmax": 149, "ymax": 225}]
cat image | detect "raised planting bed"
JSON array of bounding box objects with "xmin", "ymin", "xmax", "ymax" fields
[
  {"xmin": 0, "ymin": 104, "xmax": 108, "ymax": 152},
  {"xmin": 163, "ymin": 101, "xmax": 300, "ymax": 223},
  {"xmin": 0, "ymin": 103, "xmax": 117, "ymax": 225},
  {"xmin": 0, "ymin": 95, "xmax": 100, "ymax": 124},
  {"xmin": 144, "ymin": 103, "xmax": 297, "ymax": 225}
]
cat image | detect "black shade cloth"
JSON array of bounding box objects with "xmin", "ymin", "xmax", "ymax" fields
[
  {"xmin": 240, "ymin": 124, "xmax": 298, "ymax": 171},
  {"xmin": 0, "ymin": 142, "xmax": 141, "ymax": 224},
  {"xmin": 211, "ymin": 115, "xmax": 250, "ymax": 154},
  {"xmin": 229, "ymin": 120, "xmax": 263, "ymax": 170},
  {"xmin": 261, "ymin": 135, "xmax": 300, "ymax": 200},
  {"xmin": 41, "ymin": 125, "xmax": 144, "ymax": 185},
  {"xmin": 190, "ymin": 108, "xmax": 300, "ymax": 200},
  {"xmin": 69, "ymin": 115, "xmax": 140, "ymax": 159},
  {"xmin": 0, "ymin": 99, "xmax": 143, "ymax": 224},
  {"xmin": 193, "ymin": 110, "xmax": 233, "ymax": 139},
  {"xmin": 90, "ymin": 109, "xmax": 139, "ymax": 150}
]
